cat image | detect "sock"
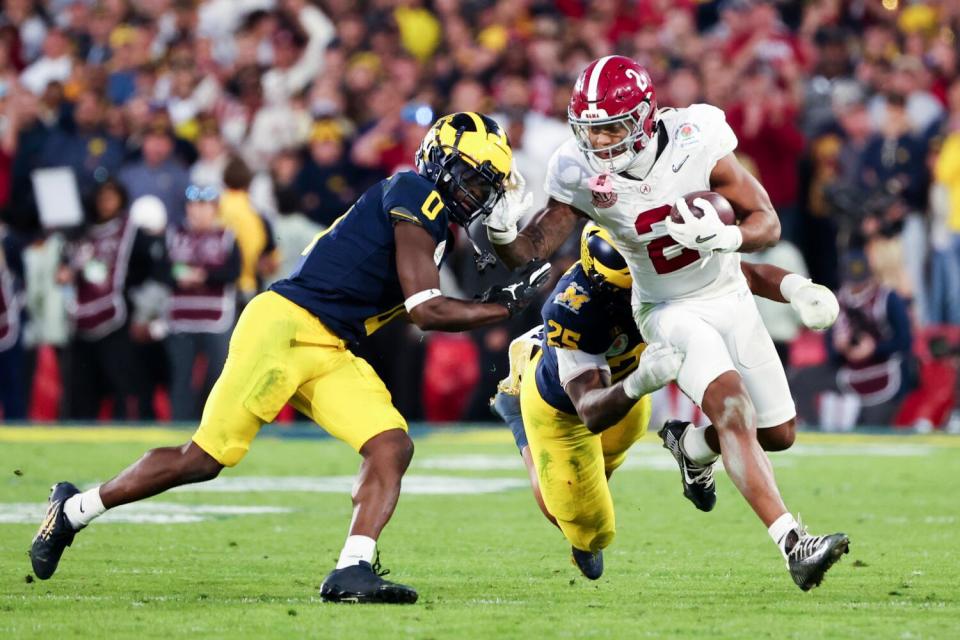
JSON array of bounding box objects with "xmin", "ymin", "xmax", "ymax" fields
[
  {"xmin": 680, "ymin": 424, "xmax": 720, "ymax": 465},
  {"xmin": 63, "ymin": 486, "xmax": 106, "ymax": 530},
  {"xmin": 336, "ymin": 535, "xmax": 377, "ymax": 569},
  {"xmin": 768, "ymin": 512, "xmax": 799, "ymax": 559}
]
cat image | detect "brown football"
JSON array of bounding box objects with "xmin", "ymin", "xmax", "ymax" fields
[{"xmin": 669, "ymin": 191, "xmax": 736, "ymax": 225}]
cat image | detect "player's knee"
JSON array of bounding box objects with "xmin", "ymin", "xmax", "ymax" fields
[
  {"xmin": 182, "ymin": 442, "xmax": 224, "ymax": 481},
  {"xmin": 562, "ymin": 514, "xmax": 615, "ymax": 553},
  {"xmin": 703, "ymin": 373, "xmax": 757, "ymax": 434},
  {"xmin": 361, "ymin": 428, "xmax": 414, "ymax": 472},
  {"xmin": 757, "ymin": 419, "xmax": 796, "ymax": 451}
]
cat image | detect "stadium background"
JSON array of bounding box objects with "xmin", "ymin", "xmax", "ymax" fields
[{"xmin": 1, "ymin": 0, "xmax": 960, "ymax": 431}]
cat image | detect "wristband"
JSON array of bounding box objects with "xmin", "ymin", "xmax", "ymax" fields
[
  {"xmin": 404, "ymin": 288, "xmax": 441, "ymax": 312},
  {"xmin": 486, "ymin": 225, "xmax": 518, "ymax": 245},
  {"xmin": 779, "ymin": 273, "xmax": 811, "ymax": 302},
  {"xmin": 621, "ymin": 369, "xmax": 646, "ymax": 400},
  {"xmin": 719, "ymin": 226, "xmax": 743, "ymax": 252}
]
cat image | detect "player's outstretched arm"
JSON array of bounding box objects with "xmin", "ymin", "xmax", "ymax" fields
[
  {"xmin": 488, "ymin": 198, "xmax": 582, "ymax": 269},
  {"xmin": 395, "ymin": 222, "xmax": 549, "ymax": 331},
  {"xmin": 566, "ymin": 344, "xmax": 682, "ymax": 434},
  {"xmin": 740, "ymin": 262, "xmax": 839, "ymax": 331},
  {"xmin": 709, "ymin": 154, "xmax": 781, "ymax": 252}
]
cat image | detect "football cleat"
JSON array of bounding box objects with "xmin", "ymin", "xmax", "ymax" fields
[
  {"xmin": 30, "ymin": 481, "xmax": 83, "ymax": 580},
  {"xmin": 571, "ymin": 547, "xmax": 603, "ymax": 580},
  {"xmin": 658, "ymin": 420, "xmax": 717, "ymax": 512},
  {"xmin": 785, "ymin": 524, "xmax": 850, "ymax": 591},
  {"xmin": 320, "ymin": 557, "xmax": 418, "ymax": 604}
]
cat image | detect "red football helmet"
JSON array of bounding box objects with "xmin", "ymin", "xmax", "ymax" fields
[{"xmin": 568, "ymin": 55, "xmax": 658, "ymax": 173}]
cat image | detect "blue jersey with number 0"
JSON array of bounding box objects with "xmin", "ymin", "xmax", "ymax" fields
[{"xmin": 270, "ymin": 171, "xmax": 451, "ymax": 345}]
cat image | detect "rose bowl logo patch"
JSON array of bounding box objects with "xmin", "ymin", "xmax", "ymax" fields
[
  {"xmin": 675, "ymin": 122, "xmax": 701, "ymax": 148},
  {"xmin": 588, "ymin": 173, "xmax": 618, "ymax": 209}
]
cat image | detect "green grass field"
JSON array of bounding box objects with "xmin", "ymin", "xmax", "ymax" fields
[{"xmin": 1, "ymin": 426, "xmax": 958, "ymax": 639}]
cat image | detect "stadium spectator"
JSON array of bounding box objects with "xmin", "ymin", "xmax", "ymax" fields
[
  {"xmin": 264, "ymin": 148, "xmax": 321, "ymax": 287},
  {"xmin": 295, "ymin": 118, "xmax": 375, "ymax": 226},
  {"xmin": 792, "ymin": 251, "xmax": 915, "ymax": 429},
  {"xmin": 219, "ymin": 156, "xmax": 277, "ymax": 305},
  {"xmin": 37, "ymin": 89, "xmax": 125, "ymax": 198},
  {"xmin": 164, "ymin": 185, "xmax": 240, "ymax": 421},
  {"xmin": 118, "ymin": 118, "xmax": 191, "ymax": 226},
  {"xmin": 0, "ymin": 227, "xmax": 27, "ymax": 419},
  {"xmin": 58, "ymin": 178, "xmax": 154, "ymax": 420}
]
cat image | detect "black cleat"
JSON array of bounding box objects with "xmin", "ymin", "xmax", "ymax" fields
[
  {"xmin": 658, "ymin": 420, "xmax": 717, "ymax": 512},
  {"xmin": 30, "ymin": 482, "xmax": 83, "ymax": 580},
  {"xmin": 320, "ymin": 558, "xmax": 418, "ymax": 604},
  {"xmin": 785, "ymin": 527, "xmax": 850, "ymax": 591},
  {"xmin": 571, "ymin": 547, "xmax": 603, "ymax": 580}
]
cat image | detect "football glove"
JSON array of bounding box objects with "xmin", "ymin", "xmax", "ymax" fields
[
  {"xmin": 788, "ymin": 279, "xmax": 839, "ymax": 331},
  {"xmin": 484, "ymin": 160, "xmax": 534, "ymax": 245},
  {"xmin": 622, "ymin": 342, "xmax": 683, "ymax": 399},
  {"xmin": 479, "ymin": 259, "xmax": 551, "ymax": 317},
  {"xmin": 665, "ymin": 197, "xmax": 742, "ymax": 253}
]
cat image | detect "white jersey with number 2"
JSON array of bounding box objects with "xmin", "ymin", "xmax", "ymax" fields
[
  {"xmin": 544, "ymin": 102, "xmax": 797, "ymax": 427},
  {"xmin": 545, "ymin": 103, "xmax": 743, "ymax": 304}
]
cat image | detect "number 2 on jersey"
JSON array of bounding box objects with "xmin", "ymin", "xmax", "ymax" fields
[{"xmin": 634, "ymin": 205, "xmax": 699, "ymax": 274}]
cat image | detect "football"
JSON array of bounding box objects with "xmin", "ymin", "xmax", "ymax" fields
[{"xmin": 669, "ymin": 191, "xmax": 736, "ymax": 225}]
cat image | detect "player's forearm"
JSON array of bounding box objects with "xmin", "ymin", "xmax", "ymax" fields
[
  {"xmin": 741, "ymin": 262, "xmax": 789, "ymax": 303},
  {"xmin": 491, "ymin": 199, "xmax": 581, "ymax": 269},
  {"xmin": 409, "ymin": 296, "xmax": 510, "ymax": 332},
  {"xmin": 490, "ymin": 234, "xmax": 538, "ymax": 270},
  {"xmin": 574, "ymin": 384, "xmax": 637, "ymax": 434},
  {"xmin": 735, "ymin": 209, "xmax": 781, "ymax": 252}
]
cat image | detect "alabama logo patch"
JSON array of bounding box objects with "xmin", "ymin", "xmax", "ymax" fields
[
  {"xmin": 588, "ymin": 173, "xmax": 618, "ymax": 209},
  {"xmin": 554, "ymin": 282, "xmax": 590, "ymax": 314}
]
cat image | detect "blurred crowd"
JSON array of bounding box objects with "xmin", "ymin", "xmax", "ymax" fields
[{"xmin": 1, "ymin": 0, "xmax": 960, "ymax": 429}]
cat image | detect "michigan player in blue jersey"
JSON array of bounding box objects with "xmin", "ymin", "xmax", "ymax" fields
[
  {"xmin": 31, "ymin": 112, "xmax": 551, "ymax": 604},
  {"xmin": 492, "ymin": 224, "xmax": 835, "ymax": 580}
]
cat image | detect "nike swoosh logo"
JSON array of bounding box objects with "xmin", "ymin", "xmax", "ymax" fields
[
  {"xmin": 672, "ymin": 155, "xmax": 689, "ymax": 172},
  {"xmin": 681, "ymin": 461, "xmax": 698, "ymax": 485},
  {"xmin": 79, "ymin": 499, "xmax": 85, "ymax": 513},
  {"xmin": 695, "ymin": 234, "xmax": 717, "ymax": 243}
]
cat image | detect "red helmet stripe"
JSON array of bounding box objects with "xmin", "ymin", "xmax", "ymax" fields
[{"xmin": 586, "ymin": 55, "xmax": 615, "ymax": 103}]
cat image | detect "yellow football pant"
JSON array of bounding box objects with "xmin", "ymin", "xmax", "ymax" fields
[
  {"xmin": 192, "ymin": 291, "xmax": 407, "ymax": 466},
  {"xmin": 520, "ymin": 353, "xmax": 650, "ymax": 553}
]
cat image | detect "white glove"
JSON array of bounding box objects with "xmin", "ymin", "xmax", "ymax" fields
[
  {"xmin": 484, "ymin": 160, "xmax": 534, "ymax": 245},
  {"xmin": 622, "ymin": 343, "xmax": 683, "ymax": 399},
  {"xmin": 664, "ymin": 197, "xmax": 742, "ymax": 253},
  {"xmin": 784, "ymin": 276, "xmax": 839, "ymax": 331}
]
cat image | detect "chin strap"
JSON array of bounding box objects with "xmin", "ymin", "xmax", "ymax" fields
[{"xmin": 463, "ymin": 223, "xmax": 498, "ymax": 272}]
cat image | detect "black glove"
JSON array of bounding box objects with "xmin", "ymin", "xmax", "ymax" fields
[{"xmin": 479, "ymin": 260, "xmax": 551, "ymax": 317}]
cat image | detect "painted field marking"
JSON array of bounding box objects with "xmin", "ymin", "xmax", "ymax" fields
[
  {"xmin": 0, "ymin": 502, "xmax": 291, "ymax": 525},
  {"xmin": 169, "ymin": 475, "xmax": 529, "ymax": 495}
]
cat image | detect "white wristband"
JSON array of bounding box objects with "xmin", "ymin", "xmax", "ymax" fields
[
  {"xmin": 779, "ymin": 273, "xmax": 810, "ymax": 302},
  {"xmin": 404, "ymin": 288, "xmax": 441, "ymax": 312},
  {"xmin": 486, "ymin": 225, "xmax": 518, "ymax": 245},
  {"xmin": 621, "ymin": 369, "xmax": 646, "ymax": 400}
]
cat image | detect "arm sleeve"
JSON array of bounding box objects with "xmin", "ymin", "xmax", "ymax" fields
[{"xmin": 557, "ymin": 348, "xmax": 611, "ymax": 389}]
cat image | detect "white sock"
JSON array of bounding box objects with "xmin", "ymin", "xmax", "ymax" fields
[
  {"xmin": 680, "ymin": 424, "xmax": 720, "ymax": 465},
  {"xmin": 768, "ymin": 512, "xmax": 799, "ymax": 559},
  {"xmin": 63, "ymin": 486, "xmax": 106, "ymax": 530},
  {"xmin": 336, "ymin": 535, "xmax": 377, "ymax": 569}
]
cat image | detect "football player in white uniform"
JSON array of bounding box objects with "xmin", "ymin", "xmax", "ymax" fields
[{"xmin": 484, "ymin": 55, "xmax": 847, "ymax": 591}]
